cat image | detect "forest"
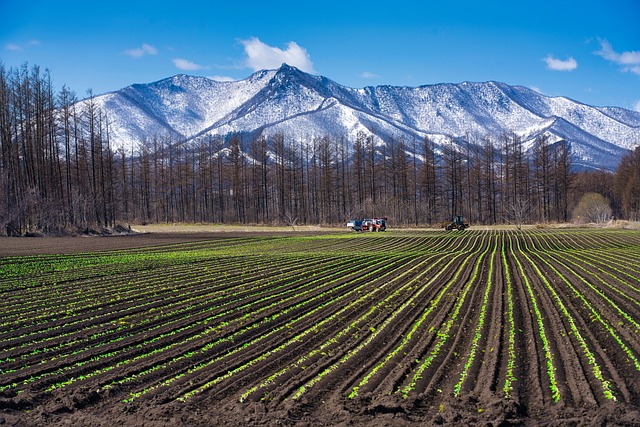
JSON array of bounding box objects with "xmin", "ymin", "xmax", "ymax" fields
[{"xmin": 1, "ymin": 63, "xmax": 639, "ymax": 235}]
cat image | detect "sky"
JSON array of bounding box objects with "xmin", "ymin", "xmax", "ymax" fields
[{"xmin": 2, "ymin": 0, "xmax": 639, "ymax": 111}]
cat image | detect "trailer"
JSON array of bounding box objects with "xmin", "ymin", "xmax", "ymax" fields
[{"xmin": 347, "ymin": 220, "xmax": 363, "ymax": 231}]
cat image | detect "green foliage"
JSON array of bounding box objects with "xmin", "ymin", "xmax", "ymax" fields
[{"xmin": 2, "ymin": 230, "xmax": 639, "ymax": 410}]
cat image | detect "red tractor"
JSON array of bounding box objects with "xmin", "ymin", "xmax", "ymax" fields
[{"xmin": 362, "ymin": 217, "xmax": 387, "ymax": 232}]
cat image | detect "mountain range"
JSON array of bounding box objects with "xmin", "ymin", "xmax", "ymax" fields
[{"xmin": 93, "ymin": 63, "xmax": 640, "ymax": 171}]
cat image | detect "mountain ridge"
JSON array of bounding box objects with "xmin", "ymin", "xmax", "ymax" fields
[{"xmin": 94, "ymin": 63, "xmax": 640, "ymax": 171}]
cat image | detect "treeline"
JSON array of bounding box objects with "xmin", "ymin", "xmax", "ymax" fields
[
  {"xmin": 1, "ymin": 64, "xmax": 118, "ymax": 235},
  {"xmin": 2, "ymin": 63, "xmax": 640, "ymax": 235}
]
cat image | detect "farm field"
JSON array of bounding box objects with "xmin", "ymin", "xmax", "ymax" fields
[{"xmin": 1, "ymin": 229, "xmax": 640, "ymax": 426}]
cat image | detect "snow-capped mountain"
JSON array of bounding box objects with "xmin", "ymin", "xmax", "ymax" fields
[{"xmin": 94, "ymin": 63, "xmax": 640, "ymax": 171}]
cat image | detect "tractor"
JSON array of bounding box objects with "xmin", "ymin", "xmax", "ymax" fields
[
  {"xmin": 365, "ymin": 217, "xmax": 387, "ymax": 232},
  {"xmin": 444, "ymin": 215, "xmax": 469, "ymax": 231},
  {"xmin": 347, "ymin": 217, "xmax": 387, "ymax": 232}
]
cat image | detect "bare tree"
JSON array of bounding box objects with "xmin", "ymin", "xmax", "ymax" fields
[
  {"xmin": 281, "ymin": 211, "xmax": 298, "ymax": 231},
  {"xmin": 509, "ymin": 195, "xmax": 530, "ymax": 231},
  {"xmin": 615, "ymin": 146, "xmax": 640, "ymax": 221}
]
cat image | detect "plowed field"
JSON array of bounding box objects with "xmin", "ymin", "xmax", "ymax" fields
[{"xmin": 1, "ymin": 229, "xmax": 640, "ymax": 426}]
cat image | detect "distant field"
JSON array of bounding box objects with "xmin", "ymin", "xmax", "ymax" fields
[
  {"xmin": 0, "ymin": 225, "xmax": 339, "ymax": 256},
  {"xmin": 1, "ymin": 229, "xmax": 640, "ymax": 426},
  {"xmin": 133, "ymin": 223, "xmax": 339, "ymax": 233}
]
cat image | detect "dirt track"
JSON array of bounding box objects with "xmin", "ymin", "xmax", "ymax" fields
[{"xmin": 1, "ymin": 229, "xmax": 640, "ymax": 426}]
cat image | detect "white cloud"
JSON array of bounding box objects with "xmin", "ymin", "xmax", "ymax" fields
[
  {"xmin": 5, "ymin": 40, "xmax": 40, "ymax": 51},
  {"xmin": 125, "ymin": 43, "xmax": 158, "ymax": 58},
  {"xmin": 595, "ymin": 39, "xmax": 640, "ymax": 75},
  {"xmin": 544, "ymin": 55, "xmax": 578, "ymax": 71},
  {"xmin": 209, "ymin": 75, "xmax": 236, "ymax": 82},
  {"xmin": 173, "ymin": 58, "xmax": 204, "ymax": 71},
  {"xmin": 240, "ymin": 37, "xmax": 314, "ymax": 73},
  {"xmin": 360, "ymin": 71, "xmax": 380, "ymax": 79},
  {"xmin": 634, "ymin": 100, "xmax": 640, "ymax": 112}
]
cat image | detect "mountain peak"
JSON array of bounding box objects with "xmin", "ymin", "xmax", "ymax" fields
[
  {"xmin": 271, "ymin": 63, "xmax": 308, "ymax": 80},
  {"xmin": 266, "ymin": 62, "xmax": 324, "ymax": 93},
  {"xmin": 93, "ymin": 70, "xmax": 640, "ymax": 172},
  {"xmin": 276, "ymin": 63, "xmax": 300, "ymax": 72}
]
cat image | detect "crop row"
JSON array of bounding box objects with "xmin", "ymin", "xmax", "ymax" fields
[{"xmin": 1, "ymin": 229, "xmax": 640, "ymax": 420}]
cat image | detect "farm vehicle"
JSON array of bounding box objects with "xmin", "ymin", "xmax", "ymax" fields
[
  {"xmin": 347, "ymin": 217, "xmax": 387, "ymax": 232},
  {"xmin": 443, "ymin": 215, "xmax": 469, "ymax": 231}
]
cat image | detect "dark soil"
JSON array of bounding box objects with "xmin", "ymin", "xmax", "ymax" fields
[{"xmin": 2, "ymin": 230, "xmax": 640, "ymax": 426}]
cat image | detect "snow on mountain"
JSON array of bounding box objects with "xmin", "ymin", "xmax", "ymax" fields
[
  {"xmin": 92, "ymin": 63, "xmax": 640, "ymax": 171},
  {"xmin": 95, "ymin": 70, "xmax": 276, "ymax": 142}
]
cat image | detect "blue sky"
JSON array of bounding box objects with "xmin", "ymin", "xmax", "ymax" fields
[{"xmin": 2, "ymin": 0, "xmax": 639, "ymax": 111}]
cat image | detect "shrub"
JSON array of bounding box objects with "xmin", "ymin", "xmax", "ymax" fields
[{"xmin": 573, "ymin": 192, "xmax": 612, "ymax": 224}]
